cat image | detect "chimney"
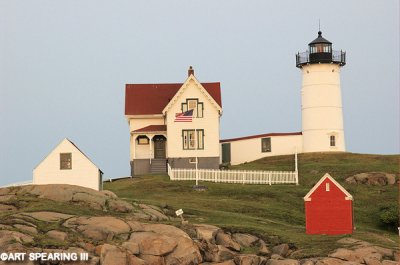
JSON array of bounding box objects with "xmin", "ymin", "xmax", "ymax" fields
[{"xmin": 188, "ymin": 66, "xmax": 194, "ymax": 76}]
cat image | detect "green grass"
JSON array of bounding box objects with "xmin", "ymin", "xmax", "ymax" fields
[{"xmin": 104, "ymin": 152, "xmax": 399, "ymax": 258}]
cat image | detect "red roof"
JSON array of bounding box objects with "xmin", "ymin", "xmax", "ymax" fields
[
  {"xmin": 220, "ymin": 132, "xmax": 302, "ymax": 143},
  {"xmin": 133, "ymin": 125, "xmax": 167, "ymax": 133},
  {"xmin": 125, "ymin": 83, "xmax": 222, "ymax": 115}
]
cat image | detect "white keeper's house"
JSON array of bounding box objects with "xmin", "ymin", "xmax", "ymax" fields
[
  {"xmin": 33, "ymin": 138, "xmax": 103, "ymax": 191},
  {"xmin": 125, "ymin": 67, "xmax": 222, "ymax": 175},
  {"xmin": 125, "ymin": 30, "xmax": 347, "ymax": 173}
]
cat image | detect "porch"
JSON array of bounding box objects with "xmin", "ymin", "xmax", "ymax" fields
[{"xmin": 130, "ymin": 125, "xmax": 167, "ymax": 175}]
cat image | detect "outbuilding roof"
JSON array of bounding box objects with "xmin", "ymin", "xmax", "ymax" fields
[
  {"xmin": 125, "ymin": 82, "xmax": 222, "ymax": 115},
  {"xmin": 220, "ymin": 132, "xmax": 302, "ymax": 143},
  {"xmin": 303, "ymin": 173, "xmax": 352, "ymax": 202}
]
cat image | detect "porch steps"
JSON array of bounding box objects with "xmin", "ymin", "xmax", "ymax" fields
[{"xmin": 151, "ymin": 159, "xmax": 167, "ymax": 173}]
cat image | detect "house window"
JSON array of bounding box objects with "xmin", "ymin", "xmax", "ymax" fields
[
  {"xmin": 60, "ymin": 153, "xmax": 72, "ymax": 170},
  {"xmin": 182, "ymin": 99, "xmax": 204, "ymax": 118},
  {"xmin": 330, "ymin": 135, "xmax": 336, "ymax": 147},
  {"xmin": 183, "ymin": 129, "xmax": 204, "ymax": 150},
  {"xmin": 261, "ymin": 138, "xmax": 271, "ymax": 152},
  {"xmin": 326, "ymin": 182, "xmax": 330, "ymax": 191},
  {"xmin": 137, "ymin": 136, "xmax": 149, "ymax": 145}
]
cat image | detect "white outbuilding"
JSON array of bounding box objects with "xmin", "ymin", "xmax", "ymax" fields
[{"xmin": 33, "ymin": 138, "xmax": 103, "ymax": 191}]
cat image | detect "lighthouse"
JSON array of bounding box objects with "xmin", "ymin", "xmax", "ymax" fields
[{"xmin": 296, "ymin": 31, "xmax": 346, "ymax": 153}]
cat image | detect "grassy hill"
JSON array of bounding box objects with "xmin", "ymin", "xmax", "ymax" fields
[{"xmin": 104, "ymin": 152, "xmax": 399, "ymax": 258}]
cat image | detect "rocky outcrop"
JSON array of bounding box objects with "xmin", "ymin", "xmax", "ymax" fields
[
  {"xmin": 345, "ymin": 172, "xmax": 397, "ymax": 185},
  {"xmin": 0, "ymin": 184, "xmax": 398, "ymax": 265},
  {"xmin": 13, "ymin": 184, "xmax": 135, "ymax": 212}
]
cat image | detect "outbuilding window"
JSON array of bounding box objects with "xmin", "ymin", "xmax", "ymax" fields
[
  {"xmin": 261, "ymin": 138, "xmax": 271, "ymax": 152},
  {"xmin": 60, "ymin": 153, "xmax": 72, "ymax": 170}
]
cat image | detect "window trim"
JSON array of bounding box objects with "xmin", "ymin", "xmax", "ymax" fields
[
  {"xmin": 60, "ymin": 153, "xmax": 72, "ymax": 170},
  {"xmin": 261, "ymin": 137, "xmax": 271, "ymax": 153},
  {"xmin": 136, "ymin": 135, "xmax": 150, "ymax": 145},
  {"xmin": 182, "ymin": 129, "xmax": 204, "ymax": 150},
  {"xmin": 181, "ymin": 98, "xmax": 204, "ymax": 118}
]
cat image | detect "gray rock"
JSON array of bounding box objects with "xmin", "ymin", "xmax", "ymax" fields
[
  {"xmin": 21, "ymin": 211, "xmax": 73, "ymax": 222},
  {"xmin": 142, "ymin": 207, "xmax": 169, "ymax": 221},
  {"xmin": 46, "ymin": 230, "xmax": 68, "ymax": 241},
  {"xmin": 234, "ymin": 254, "xmax": 268, "ymax": 265},
  {"xmin": 194, "ymin": 224, "xmax": 221, "ymax": 244},
  {"xmin": 0, "ymin": 204, "xmax": 17, "ymax": 212},
  {"xmin": 258, "ymin": 240, "xmax": 271, "ymax": 257},
  {"xmin": 346, "ymin": 172, "xmax": 397, "ymax": 186},
  {"xmin": 272, "ymin": 244, "xmax": 289, "ymax": 257},
  {"xmin": 13, "ymin": 224, "xmax": 37, "ymax": 234},
  {"xmin": 100, "ymin": 244, "xmax": 128, "ymax": 265},
  {"xmin": 130, "ymin": 231, "xmax": 177, "ymax": 256},
  {"xmin": 232, "ymin": 233, "xmax": 259, "ymax": 247},
  {"xmin": 216, "ymin": 231, "xmax": 241, "ymax": 252},
  {"xmin": 122, "ymin": 242, "xmax": 140, "ymax": 255},
  {"xmin": 267, "ymin": 259, "xmax": 299, "ymax": 265}
]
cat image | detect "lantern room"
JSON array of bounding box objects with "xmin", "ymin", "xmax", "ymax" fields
[{"xmin": 296, "ymin": 31, "xmax": 346, "ymax": 68}]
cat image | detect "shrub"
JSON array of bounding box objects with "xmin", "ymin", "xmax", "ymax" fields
[{"xmin": 379, "ymin": 203, "xmax": 399, "ymax": 231}]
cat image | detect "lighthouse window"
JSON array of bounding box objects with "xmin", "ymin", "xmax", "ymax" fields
[
  {"xmin": 261, "ymin": 138, "xmax": 271, "ymax": 152},
  {"xmin": 330, "ymin": 135, "xmax": 336, "ymax": 147}
]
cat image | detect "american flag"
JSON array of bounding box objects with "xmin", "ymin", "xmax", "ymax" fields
[{"xmin": 174, "ymin": 109, "xmax": 193, "ymax": 122}]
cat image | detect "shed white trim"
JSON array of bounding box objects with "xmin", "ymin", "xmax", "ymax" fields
[
  {"xmin": 303, "ymin": 173, "xmax": 353, "ymax": 201},
  {"xmin": 33, "ymin": 138, "xmax": 102, "ymax": 173}
]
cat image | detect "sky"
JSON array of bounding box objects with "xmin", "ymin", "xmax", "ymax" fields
[{"xmin": 0, "ymin": 1, "xmax": 399, "ymax": 186}]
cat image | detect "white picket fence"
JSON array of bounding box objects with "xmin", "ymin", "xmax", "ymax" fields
[{"xmin": 167, "ymin": 164, "xmax": 298, "ymax": 185}]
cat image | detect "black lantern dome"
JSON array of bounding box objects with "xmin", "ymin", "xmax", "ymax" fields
[{"xmin": 296, "ymin": 31, "xmax": 346, "ymax": 68}]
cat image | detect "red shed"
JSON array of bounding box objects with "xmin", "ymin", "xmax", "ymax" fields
[{"xmin": 304, "ymin": 173, "xmax": 353, "ymax": 235}]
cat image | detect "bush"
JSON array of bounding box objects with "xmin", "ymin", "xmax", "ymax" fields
[{"xmin": 379, "ymin": 203, "xmax": 399, "ymax": 231}]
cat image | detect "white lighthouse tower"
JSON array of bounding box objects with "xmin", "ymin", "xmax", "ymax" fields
[{"xmin": 296, "ymin": 31, "xmax": 346, "ymax": 153}]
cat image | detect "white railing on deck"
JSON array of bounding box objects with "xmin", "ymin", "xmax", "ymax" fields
[{"xmin": 167, "ymin": 164, "xmax": 298, "ymax": 185}]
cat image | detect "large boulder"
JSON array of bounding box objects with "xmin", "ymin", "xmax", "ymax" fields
[
  {"xmin": 130, "ymin": 231, "xmax": 177, "ymax": 256},
  {"xmin": 215, "ymin": 231, "xmax": 241, "ymax": 252},
  {"xmin": 21, "ymin": 211, "xmax": 73, "ymax": 222},
  {"xmin": 0, "ymin": 230, "xmax": 33, "ymax": 251},
  {"xmin": 46, "ymin": 230, "xmax": 68, "ymax": 241},
  {"xmin": 234, "ymin": 254, "xmax": 268, "ymax": 265},
  {"xmin": 232, "ymin": 233, "xmax": 260, "ymax": 247},
  {"xmin": 100, "ymin": 244, "xmax": 128, "ymax": 265},
  {"xmin": 64, "ymin": 216, "xmax": 131, "ymax": 241},
  {"xmin": 272, "ymin": 244, "xmax": 290, "ymax": 257},
  {"xmin": 14, "ymin": 184, "xmax": 133, "ymax": 212},
  {"xmin": 194, "ymin": 224, "xmax": 221, "ymax": 244},
  {"xmin": 267, "ymin": 259, "xmax": 300, "ymax": 265},
  {"xmin": 345, "ymin": 172, "xmax": 397, "ymax": 185},
  {"xmin": 328, "ymin": 248, "xmax": 364, "ymax": 263}
]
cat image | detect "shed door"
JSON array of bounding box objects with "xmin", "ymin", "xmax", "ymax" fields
[{"xmin": 222, "ymin": 143, "xmax": 231, "ymax": 164}]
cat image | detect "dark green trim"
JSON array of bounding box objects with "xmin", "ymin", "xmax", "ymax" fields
[
  {"xmin": 182, "ymin": 129, "xmax": 204, "ymax": 150},
  {"xmin": 197, "ymin": 129, "xmax": 204, "ymax": 149},
  {"xmin": 180, "ymin": 98, "xmax": 204, "ymax": 118}
]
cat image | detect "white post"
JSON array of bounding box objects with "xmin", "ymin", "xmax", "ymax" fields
[
  {"xmin": 295, "ymin": 147, "xmax": 299, "ymax": 185},
  {"xmin": 196, "ymin": 156, "xmax": 199, "ymax": 186},
  {"xmin": 149, "ymin": 135, "xmax": 153, "ymax": 164}
]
